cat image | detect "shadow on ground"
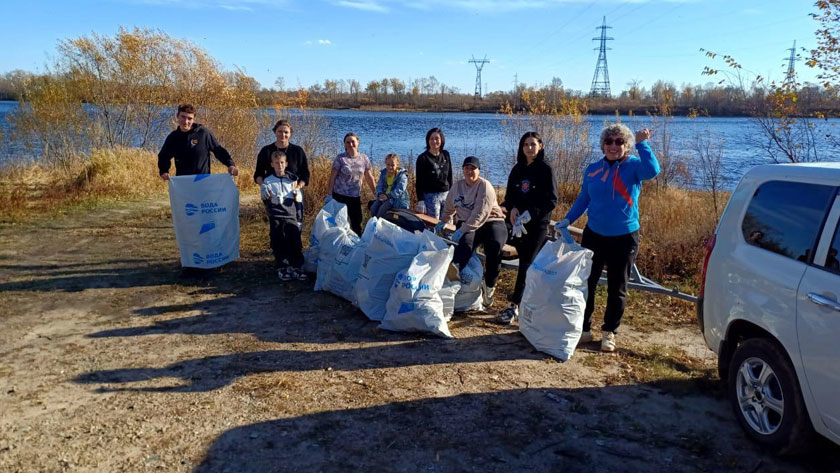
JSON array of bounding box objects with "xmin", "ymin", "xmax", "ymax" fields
[
  {"xmin": 191, "ymin": 385, "xmax": 840, "ymax": 473},
  {"xmin": 74, "ymin": 332, "xmax": 538, "ymax": 393}
]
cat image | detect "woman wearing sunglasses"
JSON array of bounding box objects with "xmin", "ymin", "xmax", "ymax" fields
[{"xmin": 555, "ymin": 123, "xmax": 659, "ymax": 352}]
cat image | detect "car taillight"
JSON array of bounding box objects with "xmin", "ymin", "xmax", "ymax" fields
[{"xmin": 699, "ymin": 234, "xmax": 716, "ymax": 298}]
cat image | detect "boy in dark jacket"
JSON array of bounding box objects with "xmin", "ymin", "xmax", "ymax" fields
[
  {"xmin": 157, "ymin": 104, "xmax": 238, "ymax": 179},
  {"xmin": 260, "ymin": 151, "xmax": 306, "ymax": 281}
]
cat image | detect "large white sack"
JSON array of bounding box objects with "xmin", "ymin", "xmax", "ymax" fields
[
  {"xmin": 440, "ymin": 279, "xmax": 459, "ymax": 322},
  {"xmin": 519, "ymin": 237, "xmax": 593, "ymax": 361},
  {"xmin": 303, "ymin": 199, "xmax": 349, "ymax": 274},
  {"xmin": 380, "ymin": 233, "xmax": 454, "ymax": 338},
  {"xmin": 355, "ymin": 219, "xmax": 426, "ymax": 321},
  {"xmin": 315, "ymin": 219, "xmax": 377, "ymax": 304},
  {"xmin": 168, "ymin": 174, "xmax": 239, "ymax": 269},
  {"xmin": 453, "ymin": 254, "xmax": 484, "ymax": 312}
]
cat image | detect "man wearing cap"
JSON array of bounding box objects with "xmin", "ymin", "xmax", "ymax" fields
[{"xmin": 439, "ymin": 156, "xmax": 508, "ymax": 307}]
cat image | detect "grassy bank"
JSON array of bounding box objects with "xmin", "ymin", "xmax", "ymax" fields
[{"xmin": 0, "ymin": 147, "xmax": 718, "ymax": 289}]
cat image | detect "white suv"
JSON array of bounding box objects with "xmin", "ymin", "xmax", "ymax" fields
[{"xmin": 698, "ymin": 163, "xmax": 840, "ymax": 454}]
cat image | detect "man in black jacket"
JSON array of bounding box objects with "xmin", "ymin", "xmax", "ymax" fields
[{"xmin": 157, "ymin": 104, "xmax": 238, "ymax": 179}]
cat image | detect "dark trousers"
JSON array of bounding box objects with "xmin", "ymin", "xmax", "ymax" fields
[
  {"xmin": 332, "ymin": 192, "xmax": 363, "ymax": 236},
  {"xmin": 453, "ymin": 220, "xmax": 507, "ymax": 288},
  {"xmin": 581, "ymin": 227, "xmax": 639, "ymax": 334},
  {"xmin": 509, "ymin": 222, "xmax": 549, "ymax": 304},
  {"xmin": 269, "ymin": 217, "xmax": 304, "ymax": 269}
]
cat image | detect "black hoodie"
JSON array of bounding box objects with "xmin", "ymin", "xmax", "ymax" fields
[
  {"xmin": 157, "ymin": 123, "xmax": 234, "ymax": 176},
  {"xmin": 415, "ymin": 149, "xmax": 453, "ymax": 200},
  {"xmin": 253, "ymin": 142, "xmax": 310, "ymax": 185},
  {"xmin": 501, "ymin": 157, "xmax": 558, "ymax": 227}
]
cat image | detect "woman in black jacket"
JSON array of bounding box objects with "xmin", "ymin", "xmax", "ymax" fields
[
  {"xmin": 414, "ymin": 127, "xmax": 453, "ymax": 219},
  {"xmin": 254, "ymin": 120, "xmax": 310, "ymax": 222},
  {"xmin": 498, "ymin": 131, "xmax": 558, "ymax": 323}
]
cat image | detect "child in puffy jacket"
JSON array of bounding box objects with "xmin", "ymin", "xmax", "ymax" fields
[
  {"xmin": 260, "ymin": 150, "xmax": 306, "ymax": 281},
  {"xmin": 370, "ymin": 153, "xmax": 409, "ymax": 218}
]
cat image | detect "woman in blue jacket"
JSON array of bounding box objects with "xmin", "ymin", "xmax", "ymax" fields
[
  {"xmin": 370, "ymin": 153, "xmax": 410, "ymax": 218},
  {"xmin": 556, "ymin": 124, "xmax": 659, "ymax": 352}
]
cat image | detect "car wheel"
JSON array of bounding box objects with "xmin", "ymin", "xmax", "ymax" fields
[{"xmin": 728, "ymin": 338, "xmax": 814, "ymax": 454}]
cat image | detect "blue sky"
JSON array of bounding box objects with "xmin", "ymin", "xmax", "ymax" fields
[{"xmin": 0, "ymin": 0, "xmax": 823, "ymax": 95}]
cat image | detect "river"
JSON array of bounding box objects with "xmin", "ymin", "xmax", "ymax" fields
[{"xmin": 2, "ymin": 100, "xmax": 838, "ymax": 189}]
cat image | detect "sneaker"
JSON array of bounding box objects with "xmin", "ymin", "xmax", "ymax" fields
[
  {"xmin": 294, "ymin": 269, "xmax": 308, "ymax": 281},
  {"xmin": 580, "ymin": 331, "xmax": 593, "ymax": 343},
  {"xmin": 498, "ymin": 303, "xmax": 518, "ymax": 325},
  {"xmin": 601, "ymin": 332, "xmax": 616, "ymax": 352},
  {"xmin": 279, "ymin": 268, "xmax": 294, "ymax": 281},
  {"xmin": 481, "ymin": 281, "xmax": 496, "ymax": 306}
]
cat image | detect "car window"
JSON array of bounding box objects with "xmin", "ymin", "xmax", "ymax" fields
[
  {"xmin": 820, "ymin": 220, "xmax": 840, "ymax": 274},
  {"xmin": 741, "ymin": 180, "xmax": 836, "ymax": 262}
]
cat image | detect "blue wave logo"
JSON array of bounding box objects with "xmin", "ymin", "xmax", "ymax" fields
[
  {"xmin": 193, "ymin": 253, "xmax": 204, "ymax": 264},
  {"xmin": 199, "ymin": 222, "xmax": 216, "ymax": 234},
  {"xmin": 398, "ymin": 302, "xmax": 415, "ymax": 314},
  {"xmin": 185, "ymin": 203, "xmax": 198, "ymax": 216},
  {"xmin": 194, "ymin": 174, "xmax": 211, "ymax": 182}
]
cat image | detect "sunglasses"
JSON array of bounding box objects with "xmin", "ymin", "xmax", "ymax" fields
[{"xmin": 604, "ymin": 137, "xmax": 625, "ymax": 146}]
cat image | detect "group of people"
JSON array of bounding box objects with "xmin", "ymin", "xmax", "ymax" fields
[{"xmin": 158, "ymin": 104, "xmax": 660, "ymax": 352}]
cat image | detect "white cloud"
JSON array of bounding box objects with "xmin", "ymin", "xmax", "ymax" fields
[
  {"xmin": 318, "ymin": 39, "xmax": 332, "ymax": 45},
  {"xmin": 115, "ymin": 0, "xmax": 291, "ymax": 11},
  {"xmin": 304, "ymin": 39, "xmax": 333, "ymax": 46},
  {"xmin": 335, "ymin": 0, "xmax": 389, "ymax": 12}
]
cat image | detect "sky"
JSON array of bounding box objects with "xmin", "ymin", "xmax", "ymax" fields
[{"xmin": 0, "ymin": 0, "xmax": 825, "ymax": 95}]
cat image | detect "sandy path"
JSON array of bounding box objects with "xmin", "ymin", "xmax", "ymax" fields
[{"xmin": 0, "ymin": 200, "xmax": 835, "ymax": 472}]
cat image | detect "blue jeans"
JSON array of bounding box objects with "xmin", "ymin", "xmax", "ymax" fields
[{"xmin": 423, "ymin": 191, "xmax": 448, "ymax": 219}]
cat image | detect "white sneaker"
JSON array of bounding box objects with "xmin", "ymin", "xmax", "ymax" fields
[
  {"xmin": 481, "ymin": 281, "xmax": 495, "ymax": 306},
  {"xmin": 601, "ymin": 332, "xmax": 616, "ymax": 352},
  {"xmin": 580, "ymin": 331, "xmax": 593, "ymax": 343}
]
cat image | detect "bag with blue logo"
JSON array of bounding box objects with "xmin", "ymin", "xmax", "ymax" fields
[
  {"xmin": 380, "ymin": 232, "xmax": 454, "ymax": 338},
  {"xmin": 355, "ymin": 218, "xmax": 426, "ymax": 321},
  {"xmin": 518, "ymin": 231, "xmax": 593, "ymax": 361},
  {"xmin": 168, "ymin": 174, "xmax": 239, "ymax": 269},
  {"xmin": 453, "ymin": 254, "xmax": 484, "ymax": 312}
]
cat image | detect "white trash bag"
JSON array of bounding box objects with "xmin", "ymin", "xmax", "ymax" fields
[
  {"xmin": 439, "ymin": 278, "xmax": 460, "ymax": 322},
  {"xmin": 355, "ymin": 219, "xmax": 426, "ymax": 321},
  {"xmin": 168, "ymin": 174, "xmax": 240, "ymax": 269},
  {"xmin": 453, "ymin": 254, "xmax": 484, "ymax": 312},
  {"xmin": 518, "ymin": 231, "xmax": 593, "ymax": 361},
  {"xmin": 315, "ymin": 219, "xmax": 377, "ymax": 304},
  {"xmin": 380, "ymin": 232, "xmax": 454, "ymax": 338},
  {"xmin": 303, "ymin": 199, "xmax": 349, "ymax": 274}
]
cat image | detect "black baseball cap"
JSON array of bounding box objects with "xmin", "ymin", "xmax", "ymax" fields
[{"xmin": 462, "ymin": 156, "xmax": 481, "ymax": 169}]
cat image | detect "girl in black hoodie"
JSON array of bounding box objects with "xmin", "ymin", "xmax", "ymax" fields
[
  {"xmin": 498, "ymin": 132, "xmax": 558, "ymax": 324},
  {"xmin": 414, "ymin": 127, "xmax": 453, "ymax": 218}
]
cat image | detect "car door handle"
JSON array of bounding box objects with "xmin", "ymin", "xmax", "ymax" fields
[{"xmin": 808, "ymin": 293, "xmax": 840, "ymax": 312}]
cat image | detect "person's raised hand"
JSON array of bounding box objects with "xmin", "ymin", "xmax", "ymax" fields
[
  {"xmin": 160, "ymin": 173, "xmax": 170, "ymax": 181},
  {"xmin": 635, "ymin": 128, "xmax": 652, "ymax": 144}
]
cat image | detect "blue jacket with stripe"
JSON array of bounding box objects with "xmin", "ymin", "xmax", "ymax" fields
[{"xmin": 564, "ymin": 141, "xmax": 660, "ymax": 236}]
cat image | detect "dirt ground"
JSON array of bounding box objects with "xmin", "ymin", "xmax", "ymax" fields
[{"xmin": 0, "ymin": 198, "xmax": 838, "ymax": 473}]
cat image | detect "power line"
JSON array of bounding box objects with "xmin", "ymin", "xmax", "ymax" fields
[
  {"xmin": 785, "ymin": 40, "xmax": 797, "ymax": 84},
  {"xmin": 469, "ymin": 55, "xmax": 490, "ymax": 99},
  {"xmin": 590, "ymin": 16, "xmax": 613, "ymax": 97}
]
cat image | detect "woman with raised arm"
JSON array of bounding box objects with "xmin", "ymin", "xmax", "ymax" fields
[{"xmin": 556, "ymin": 124, "xmax": 659, "ymax": 352}]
